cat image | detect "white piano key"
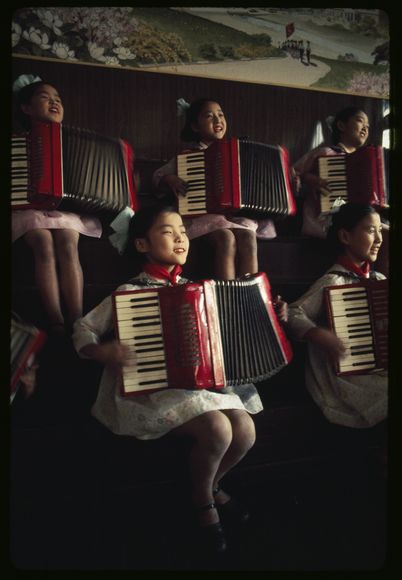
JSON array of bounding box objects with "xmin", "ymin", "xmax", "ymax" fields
[
  {"xmin": 339, "ymin": 361, "xmax": 376, "ymax": 372},
  {"xmin": 114, "ymin": 290, "xmax": 171, "ymax": 393}
]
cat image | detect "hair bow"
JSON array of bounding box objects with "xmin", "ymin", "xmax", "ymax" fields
[
  {"xmin": 325, "ymin": 115, "xmax": 335, "ymax": 132},
  {"xmin": 176, "ymin": 98, "xmax": 190, "ymax": 118},
  {"xmin": 13, "ymin": 74, "xmax": 42, "ymax": 93},
  {"xmin": 108, "ymin": 206, "xmax": 135, "ymax": 254},
  {"xmin": 330, "ymin": 197, "xmax": 346, "ymax": 213}
]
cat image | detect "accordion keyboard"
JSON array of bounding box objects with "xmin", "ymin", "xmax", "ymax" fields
[
  {"xmin": 11, "ymin": 136, "xmax": 30, "ymax": 207},
  {"xmin": 328, "ymin": 285, "xmax": 376, "ymax": 373},
  {"xmin": 177, "ymin": 151, "xmax": 207, "ymax": 215},
  {"xmin": 114, "ymin": 292, "xmax": 169, "ymax": 393},
  {"xmin": 318, "ymin": 156, "xmax": 348, "ymax": 213}
]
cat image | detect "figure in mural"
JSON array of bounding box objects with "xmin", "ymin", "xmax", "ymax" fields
[{"xmin": 306, "ymin": 40, "xmax": 311, "ymax": 65}]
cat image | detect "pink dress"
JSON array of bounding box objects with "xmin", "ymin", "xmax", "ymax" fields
[
  {"xmin": 12, "ymin": 209, "xmax": 102, "ymax": 242},
  {"xmin": 152, "ymin": 143, "xmax": 277, "ymax": 241}
]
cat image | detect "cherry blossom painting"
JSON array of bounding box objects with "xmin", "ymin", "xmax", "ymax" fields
[{"xmin": 12, "ymin": 7, "xmax": 390, "ymax": 98}]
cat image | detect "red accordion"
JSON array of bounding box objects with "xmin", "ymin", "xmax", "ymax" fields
[
  {"xmin": 177, "ymin": 138, "xmax": 296, "ymax": 218},
  {"xmin": 10, "ymin": 317, "xmax": 46, "ymax": 403},
  {"xmin": 317, "ymin": 146, "xmax": 388, "ymax": 214},
  {"xmin": 11, "ymin": 120, "xmax": 137, "ymax": 215},
  {"xmin": 324, "ymin": 279, "xmax": 388, "ymax": 376},
  {"xmin": 112, "ymin": 272, "xmax": 293, "ymax": 395}
]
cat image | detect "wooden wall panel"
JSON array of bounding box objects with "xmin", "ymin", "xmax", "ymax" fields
[{"xmin": 13, "ymin": 57, "xmax": 385, "ymax": 165}]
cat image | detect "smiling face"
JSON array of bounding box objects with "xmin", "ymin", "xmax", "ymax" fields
[
  {"xmin": 192, "ymin": 101, "xmax": 227, "ymax": 146},
  {"xmin": 337, "ymin": 110, "xmax": 369, "ymax": 151},
  {"xmin": 134, "ymin": 211, "xmax": 189, "ymax": 271},
  {"xmin": 21, "ymin": 83, "xmax": 64, "ymax": 125},
  {"xmin": 339, "ymin": 211, "xmax": 382, "ymax": 266}
]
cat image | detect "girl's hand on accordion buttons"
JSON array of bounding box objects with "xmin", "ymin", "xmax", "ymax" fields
[
  {"xmin": 273, "ymin": 295, "xmax": 288, "ymax": 323},
  {"xmin": 163, "ymin": 175, "xmax": 188, "ymax": 197}
]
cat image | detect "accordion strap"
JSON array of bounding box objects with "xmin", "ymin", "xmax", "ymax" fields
[
  {"xmin": 126, "ymin": 277, "xmax": 164, "ymax": 287},
  {"xmin": 327, "ymin": 270, "xmax": 360, "ymax": 279},
  {"xmin": 327, "ymin": 270, "xmax": 380, "ymax": 280},
  {"xmin": 126, "ymin": 276, "xmax": 191, "ymax": 287}
]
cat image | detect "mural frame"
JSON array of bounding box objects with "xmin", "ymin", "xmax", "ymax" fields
[{"xmin": 12, "ymin": 6, "xmax": 390, "ymax": 99}]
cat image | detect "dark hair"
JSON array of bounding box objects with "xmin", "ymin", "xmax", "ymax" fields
[
  {"xmin": 330, "ymin": 106, "xmax": 367, "ymax": 145},
  {"xmin": 13, "ymin": 79, "xmax": 58, "ymax": 131},
  {"xmin": 125, "ymin": 203, "xmax": 180, "ymax": 263},
  {"xmin": 180, "ymin": 98, "xmax": 222, "ymax": 142},
  {"xmin": 326, "ymin": 202, "xmax": 379, "ymax": 256}
]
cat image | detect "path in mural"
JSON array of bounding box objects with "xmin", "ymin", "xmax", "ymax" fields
[
  {"xmin": 175, "ymin": 8, "xmax": 387, "ymax": 64},
  {"xmin": 143, "ymin": 52, "xmax": 330, "ymax": 88}
]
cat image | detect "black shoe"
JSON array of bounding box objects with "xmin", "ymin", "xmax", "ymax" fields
[
  {"xmin": 213, "ymin": 487, "xmax": 250, "ymax": 525},
  {"xmin": 197, "ymin": 501, "xmax": 227, "ymax": 553}
]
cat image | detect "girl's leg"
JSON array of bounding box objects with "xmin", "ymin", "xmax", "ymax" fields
[
  {"xmin": 172, "ymin": 410, "xmax": 233, "ymax": 525},
  {"xmin": 52, "ymin": 229, "xmax": 83, "ymax": 325},
  {"xmin": 202, "ymin": 229, "xmax": 237, "ymax": 280},
  {"xmin": 213, "ymin": 409, "xmax": 256, "ymax": 501},
  {"xmin": 231, "ymin": 229, "xmax": 258, "ymax": 276},
  {"xmin": 23, "ymin": 229, "xmax": 65, "ymax": 327}
]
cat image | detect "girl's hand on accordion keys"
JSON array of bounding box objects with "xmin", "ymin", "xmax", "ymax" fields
[
  {"xmin": 82, "ymin": 340, "xmax": 135, "ymax": 370},
  {"xmin": 162, "ymin": 174, "xmax": 188, "ymax": 197},
  {"xmin": 305, "ymin": 327, "xmax": 346, "ymax": 369},
  {"xmin": 302, "ymin": 172, "xmax": 332, "ymax": 197}
]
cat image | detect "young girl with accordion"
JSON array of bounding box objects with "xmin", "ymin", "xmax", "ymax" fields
[
  {"xmin": 285, "ymin": 202, "xmax": 387, "ymax": 429},
  {"xmin": 73, "ymin": 204, "xmax": 290, "ymax": 554}
]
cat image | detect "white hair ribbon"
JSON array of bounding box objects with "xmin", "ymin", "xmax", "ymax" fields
[
  {"xmin": 108, "ymin": 206, "xmax": 135, "ymax": 254},
  {"xmin": 325, "ymin": 115, "xmax": 335, "ymax": 132},
  {"xmin": 13, "ymin": 74, "xmax": 42, "ymax": 93},
  {"xmin": 176, "ymin": 98, "xmax": 190, "ymax": 118}
]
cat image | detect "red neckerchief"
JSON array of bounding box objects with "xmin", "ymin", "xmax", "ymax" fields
[
  {"xmin": 336, "ymin": 254, "xmax": 371, "ymax": 279},
  {"xmin": 143, "ymin": 263, "xmax": 182, "ymax": 285}
]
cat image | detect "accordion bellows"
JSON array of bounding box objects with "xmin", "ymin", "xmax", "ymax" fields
[{"xmin": 12, "ymin": 120, "xmax": 137, "ymax": 215}]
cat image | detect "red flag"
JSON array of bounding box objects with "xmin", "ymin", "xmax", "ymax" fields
[{"xmin": 286, "ymin": 22, "xmax": 295, "ymax": 38}]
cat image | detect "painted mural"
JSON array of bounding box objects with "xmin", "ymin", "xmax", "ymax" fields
[{"xmin": 12, "ymin": 7, "xmax": 390, "ymax": 98}]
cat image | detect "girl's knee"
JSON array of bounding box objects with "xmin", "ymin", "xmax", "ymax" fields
[
  {"xmin": 54, "ymin": 233, "xmax": 80, "ymax": 261},
  {"xmin": 196, "ymin": 411, "xmax": 233, "ymax": 453},
  {"xmin": 209, "ymin": 229, "xmax": 236, "ymax": 254},
  {"xmin": 234, "ymin": 229, "xmax": 257, "ymax": 254},
  {"xmin": 229, "ymin": 411, "xmax": 256, "ymax": 450},
  {"xmin": 24, "ymin": 231, "xmax": 56, "ymax": 263}
]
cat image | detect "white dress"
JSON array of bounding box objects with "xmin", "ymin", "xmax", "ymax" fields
[
  {"xmin": 285, "ymin": 264, "xmax": 387, "ymax": 428},
  {"xmin": 72, "ymin": 271, "xmax": 263, "ymax": 440}
]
